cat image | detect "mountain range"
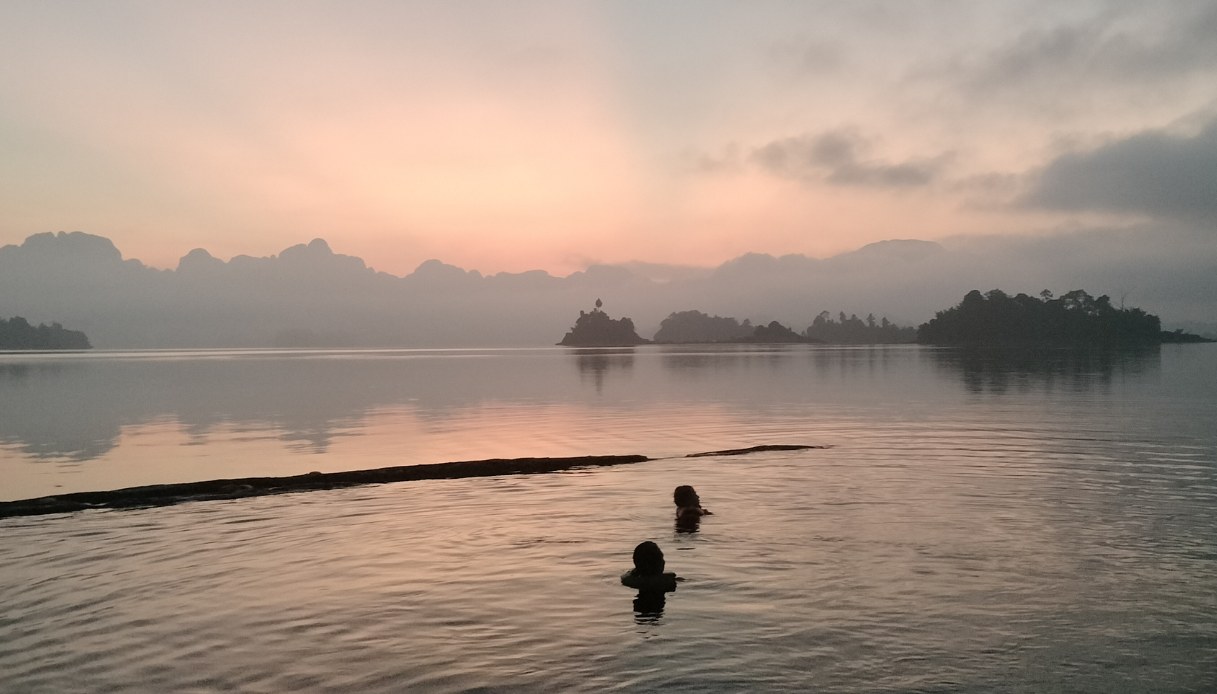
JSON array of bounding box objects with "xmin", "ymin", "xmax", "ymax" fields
[{"xmin": 2, "ymin": 230, "xmax": 1214, "ymax": 348}]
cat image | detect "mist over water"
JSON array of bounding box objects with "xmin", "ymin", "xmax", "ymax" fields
[{"xmin": 2, "ymin": 344, "xmax": 1215, "ymax": 691}]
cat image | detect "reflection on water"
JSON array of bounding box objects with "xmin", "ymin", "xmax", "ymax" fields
[
  {"xmin": 659, "ymin": 343, "xmax": 798, "ymax": 374},
  {"xmin": 929, "ymin": 346, "xmax": 1161, "ymax": 394},
  {"xmin": 2, "ymin": 443, "xmax": 1214, "ymax": 692},
  {"xmin": 572, "ymin": 347, "xmax": 635, "ymax": 393},
  {"xmin": 0, "ymin": 345, "xmax": 1211, "ymax": 502},
  {"xmin": 0, "ymin": 360, "xmax": 123, "ymax": 461},
  {"xmin": 2, "ymin": 346, "xmax": 1216, "ymax": 691},
  {"xmin": 632, "ymin": 590, "xmax": 667, "ymax": 624}
]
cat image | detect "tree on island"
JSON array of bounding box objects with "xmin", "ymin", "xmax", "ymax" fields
[
  {"xmin": 0, "ymin": 316, "xmax": 92, "ymax": 350},
  {"xmin": 741, "ymin": 320, "xmax": 808, "ymax": 343},
  {"xmin": 653, "ymin": 308, "xmax": 919, "ymax": 344},
  {"xmin": 652, "ymin": 310, "xmax": 809, "ymax": 343},
  {"xmin": 916, "ymin": 289, "xmax": 1183, "ymax": 346},
  {"xmin": 558, "ymin": 300, "xmax": 649, "ymax": 346},
  {"xmin": 804, "ymin": 311, "xmax": 917, "ymax": 344},
  {"xmin": 653, "ymin": 310, "xmax": 753, "ymax": 343}
]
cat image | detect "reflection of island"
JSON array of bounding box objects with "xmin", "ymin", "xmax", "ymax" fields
[
  {"xmin": 0, "ymin": 351, "xmax": 581, "ymax": 464},
  {"xmin": 558, "ymin": 299, "xmax": 649, "ymax": 347},
  {"xmin": 929, "ymin": 346, "xmax": 1160, "ymax": 394},
  {"xmin": 572, "ymin": 348, "xmax": 635, "ymax": 392},
  {"xmin": 0, "ymin": 316, "xmax": 91, "ymax": 350},
  {"xmin": 0, "ymin": 362, "xmax": 120, "ymax": 460}
]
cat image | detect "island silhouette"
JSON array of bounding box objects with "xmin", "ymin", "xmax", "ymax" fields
[
  {"xmin": 558, "ymin": 299, "xmax": 650, "ymax": 347},
  {"xmin": 649, "ymin": 309, "xmax": 914, "ymax": 344},
  {"xmin": 917, "ymin": 289, "xmax": 1212, "ymax": 346},
  {"xmin": 0, "ymin": 316, "xmax": 91, "ymax": 350},
  {"xmin": 561, "ymin": 290, "xmax": 1209, "ymax": 348}
]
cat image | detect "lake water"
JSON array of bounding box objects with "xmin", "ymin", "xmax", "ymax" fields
[{"xmin": 2, "ymin": 345, "xmax": 1216, "ymax": 692}]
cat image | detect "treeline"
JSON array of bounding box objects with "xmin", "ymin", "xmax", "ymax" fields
[
  {"xmin": 806, "ymin": 311, "xmax": 918, "ymax": 344},
  {"xmin": 917, "ymin": 289, "xmax": 1163, "ymax": 346},
  {"xmin": 652, "ymin": 311, "xmax": 753, "ymax": 343},
  {"xmin": 651, "ymin": 310, "xmax": 916, "ymax": 344},
  {"xmin": 571, "ymin": 289, "xmax": 1206, "ymax": 348},
  {"xmin": 0, "ymin": 316, "xmax": 92, "ymax": 350}
]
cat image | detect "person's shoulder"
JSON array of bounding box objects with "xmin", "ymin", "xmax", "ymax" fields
[{"xmin": 621, "ymin": 570, "xmax": 678, "ymax": 591}]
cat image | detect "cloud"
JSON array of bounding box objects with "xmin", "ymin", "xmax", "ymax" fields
[
  {"xmin": 764, "ymin": 37, "xmax": 845, "ymax": 77},
  {"xmin": 750, "ymin": 129, "xmax": 945, "ymax": 188},
  {"xmin": 961, "ymin": 3, "xmax": 1217, "ymax": 94},
  {"xmin": 1023, "ymin": 119, "xmax": 1217, "ymax": 221},
  {"xmin": 676, "ymin": 144, "xmax": 744, "ymax": 175}
]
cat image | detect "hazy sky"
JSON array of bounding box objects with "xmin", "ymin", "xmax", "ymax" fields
[{"xmin": 2, "ymin": 1, "xmax": 1215, "ymax": 275}]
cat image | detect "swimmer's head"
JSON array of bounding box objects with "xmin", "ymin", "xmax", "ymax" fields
[
  {"xmin": 674, "ymin": 485, "xmax": 700, "ymax": 508},
  {"xmin": 632, "ymin": 541, "xmax": 665, "ymax": 576}
]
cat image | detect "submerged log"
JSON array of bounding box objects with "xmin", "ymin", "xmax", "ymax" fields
[
  {"xmin": 686, "ymin": 444, "xmax": 829, "ymax": 457},
  {"xmin": 0, "ymin": 455, "xmax": 650, "ymax": 519},
  {"xmin": 2, "ymin": 444, "xmax": 833, "ymax": 519}
]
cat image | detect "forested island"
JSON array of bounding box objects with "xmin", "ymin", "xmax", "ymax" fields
[
  {"xmin": 650, "ymin": 309, "xmax": 915, "ymax": 344},
  {"xmin": 650, "ymin": 310, "xmax": 811, "ymax": 343},
  {"xmin": 805, "ymin": 311, "xmax": 918, "ymax": 344},
  {"xmin": 917, "ymin": 289, "xmax": 1213, "ymax": 346},
  {"xmin": 652, "ymin": 310, "xmax": 754, "ymax": 343},
  {"xmin": 562, "ymin": 306, "xmax": 919, "ymax": 346},
  {"xmin": 558, "ymin": 300, "xmax": 650, "ymax": 346},
  {"xmin": 561, "ymin": 289, "xmax": 1211, "ymax": 348},
  {"xmin": 0, "ymin": 316, "xmax": 91, "ymax": 350}
]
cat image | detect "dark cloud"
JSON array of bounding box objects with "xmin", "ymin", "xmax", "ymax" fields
[
  {"xmin": 751, "ymin": 129, "xmax": 944, "ymax": 188},
  {"xmin": 962, "ymin": 3, "xmax": 1217, "ymax": 93},
  {"xmin": 1023, "ymin": 120, "xmax": 1217, "ymax": 220}
]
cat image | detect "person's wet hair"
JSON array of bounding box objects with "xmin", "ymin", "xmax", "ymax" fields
[
  {"xmin": 674, "ymin": 485, "xmax": 700, "ymax": 508},
  {"xmin": 621, "ymin": 541, "xmax": 677, "ymax": 595},
  {"xmin": 632, "ymin": 541, "xmax": 666, "ymax": 576}
]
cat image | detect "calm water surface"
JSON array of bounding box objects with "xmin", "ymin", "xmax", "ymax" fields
[{"xmin": 2, "ymin": 345, "xmax": 1216, "ymax": 692}]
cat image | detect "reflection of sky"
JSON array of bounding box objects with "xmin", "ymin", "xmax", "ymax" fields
[
  {"xmin": 3, "ymin": 445, "xmax": 1214, "ymax": 691},
  {"xmin": 1, "ymin": 345, "xmax": 1209, "ymax": 501}
]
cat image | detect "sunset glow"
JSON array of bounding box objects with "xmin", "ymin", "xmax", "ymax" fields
[{"xmin": 2, "ymin": 1, "xmax": 1215, "ymax": 275}]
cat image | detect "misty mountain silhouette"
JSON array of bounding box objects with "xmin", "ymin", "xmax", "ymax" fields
[{"xmin": 1, "ymin": 231, "xmax": 1210, "ymax": 348}]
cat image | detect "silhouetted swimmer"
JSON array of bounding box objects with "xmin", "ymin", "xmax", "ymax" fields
[
  {"xmin": 674, "ymin": 485, "xmax": 712, "ymax": 529},
  {"xmin": 620, "ymin": 541, "xmax": 678, "ymax": 592}
]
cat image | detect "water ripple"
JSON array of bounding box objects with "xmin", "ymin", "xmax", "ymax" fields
[{"xmin": 3, "ymin": 348, "xmax": 1217, "ymax": 691}]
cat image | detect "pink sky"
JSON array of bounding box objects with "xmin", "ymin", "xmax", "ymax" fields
[{"xmin": 2, "ymin": 1, "xmax": 1214, "ymax": 276}]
